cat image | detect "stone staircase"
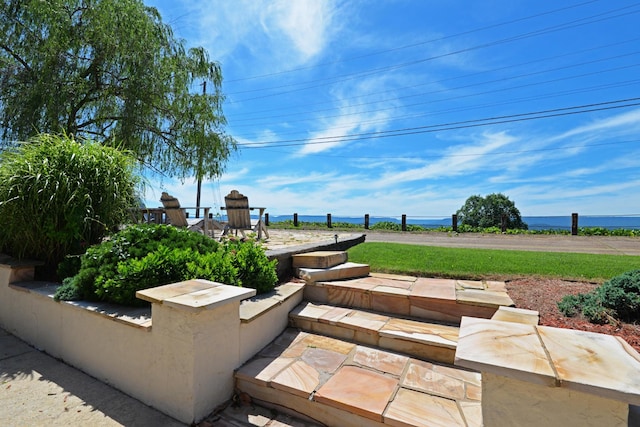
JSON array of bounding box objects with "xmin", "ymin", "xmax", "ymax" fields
[{"xmin": 233, "ymin": 251, "xmax": 516, "ymax": 426}]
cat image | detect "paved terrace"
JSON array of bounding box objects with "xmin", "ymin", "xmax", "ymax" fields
[{"xmin": 2, "ymin": 230, "xmax": 639, "ymax": 426}]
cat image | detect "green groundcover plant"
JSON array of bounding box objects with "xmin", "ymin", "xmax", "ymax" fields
[
  {"xmin": 558, "ymin": 269, "xmax": 640, "ymax": 324},
  {"xmin": 55, "ymin": 224, "xmax": 278, "ymax": 306}
]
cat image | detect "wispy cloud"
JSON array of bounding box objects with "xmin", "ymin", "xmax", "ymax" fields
[
  {"xmin": 297, "ymin": 75, "xmax": 403, "ymax": 156},
  {"xmin": 176, "ymin": 0, "xmax": 343, "ymax": 71},
  {"xmin": 376, "ymin": 131, "xmax": 518, "ymax": 185}
]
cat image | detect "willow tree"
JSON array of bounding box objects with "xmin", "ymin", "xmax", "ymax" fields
[{"xmin": 0, "ymin": 0, "xmax": 236, "ymax": 179}]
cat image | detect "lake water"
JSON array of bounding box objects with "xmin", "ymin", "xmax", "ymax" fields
[{"xmin": 262, "ymin": 214, "xmax": 640, "ymax": 231}]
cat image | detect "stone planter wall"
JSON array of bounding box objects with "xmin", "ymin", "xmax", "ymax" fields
[{"xmin": 0, "ymin": 259, "xmax": 260, "ymax": 424}]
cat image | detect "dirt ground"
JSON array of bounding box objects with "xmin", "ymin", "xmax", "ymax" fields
[{"xmin": 506, "ymin": 278, "xmax": 640, "ymax": 352}]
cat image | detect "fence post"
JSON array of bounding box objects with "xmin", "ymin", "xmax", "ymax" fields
[
  {"xmin": 452, "ymin": 214, "xmax": 458, "ymax": 232},
  {"xmin": 364, "ymin": 214, "xmax": 370, "ymax": 230},
  {"xmin": 571, "ymin": 213, "xmax": 579, "ymax": 235},
  {"xmin": 264, "ymin": 213, "xmax": 269, "ymax": 226},
  {"xmin": 327, "ymin": 213, "xmax": 332, "ymax": 228},
  {"xmin": 293, "ymin": 213, "xmax": 298, "ymax": 227},
  {"xmin": 401, "ymin": 214, "xmax": 407, "ymax": 231}
]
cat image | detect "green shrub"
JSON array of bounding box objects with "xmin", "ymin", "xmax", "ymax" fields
[
  {"xmin": 224, "ymin": 236, "xmax": 279, "ymax": 294},
  {"xmin": 0, "ymin": 133, "xmax": 139, "ymax": 275},
  {"xmin": 54, "ymin": 224, "xmax": 278, "ymax": 306},
  {"xmin": 558, "ymin": 269, "xmax": 640, "ymax": 324}
]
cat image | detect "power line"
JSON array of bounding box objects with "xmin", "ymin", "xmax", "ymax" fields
[
  {"xmin": 224, "ymin": 0, "xmax": 603, "ymax": 83},
  {"xmin": 249, "ymin": 138, "xmax": 640, "ymax": 160},
  {"xmin": 228, "ymin": 36, "xmax": 640, "ymax": 120},
  {"xmin": 228, "ymin": 53, "xmax": 640, "ymax": 127},
  {"xmin": 230, "ymin": 79, "xmax": 640, "ymax": 139},
  {"xmin": 236, "ymin": 97, "xmax": 640, "ymax": 148},
  {"xmin": 226, "ymin": 3, "xmax": 640, "ymax": 102}
]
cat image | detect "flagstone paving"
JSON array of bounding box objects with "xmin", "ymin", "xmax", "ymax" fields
[
  {"xmin": 235, "ymin": 329, "xmax": 482, "ymax": 427},
  {"xmin": 303, "ymin": 274, "xmax": 514, "ymax": 324}
]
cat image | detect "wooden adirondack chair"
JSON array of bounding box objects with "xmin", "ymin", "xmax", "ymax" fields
[
  {"xmin": 159, "ymin": 192, "xmax": 219, "ymax": 237},
  {"xmin": 220, "ymin": 190, "xmax": 269, "ymax": 239}
]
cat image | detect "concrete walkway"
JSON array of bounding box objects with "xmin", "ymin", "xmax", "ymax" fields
[{"xmin": 0, "ymin": 328, "xmax": 185, "ymax": 427}]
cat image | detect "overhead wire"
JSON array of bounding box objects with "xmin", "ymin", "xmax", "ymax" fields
[
  {"xmin": 225, "ymin": 3, "xmax": 640, "ymax": 102},
  {"xmin": 235, "ymin": 97, "xmax": 640, "ymax": 148},
  {"xmin": 228, "ymin": 36, "xmax": 640, "ymax": 120},
  {"xmin": 224, "ymin": 0, "xmax": 603, "ymax": 83}
]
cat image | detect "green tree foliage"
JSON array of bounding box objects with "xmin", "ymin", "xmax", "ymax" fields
[
  {"xmin": 456, "ymin": 193, "xmax": 528, "ymax": 230},
  {"xmin": 55, "ymin": 224, "xmax": 278, "ymax": 306},
  {"xmin": 0, "ymin": 0, "xmax": 235, "ymax": 180},
  {"xmin": 0, "ymin": 133, "xmax": 139, "ymax": 272}
]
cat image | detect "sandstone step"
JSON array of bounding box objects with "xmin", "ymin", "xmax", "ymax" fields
[
  {"xmin": 296, "ymin": 262, "xmax": 370, "ymax": 282},
  {"xmin": 491, "ymin": 305, "xmax": 539, "ymax": 325},
  {"xmin": 290, "ymin": 301, "xmax": 459, "ymax": 365},
  {"xmin": 292, "ymin": 251, "xmax": 348, "ymax": 269},
  {"xmin": 235, "ymin": 328, "xmax": 482, "ymax": 427},
  {"xmin": 303, "ymin": 273, "xmax": 514, "ymax": 325}
]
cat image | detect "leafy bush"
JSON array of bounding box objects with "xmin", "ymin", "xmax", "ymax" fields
[
  {"xmin": 54, "ymin": 224, "xmax": 278, "ymax": 306},
  {"xmin": 558, "ymin": 269, "xmax": 640, "ymax": 324},
  {"xmin": 0, "ymin": 134, "xmax": 139, "ymax": 275},
  {"xmin": 456, "ymin": 193, "xmax": 528, "ymax": 230}
]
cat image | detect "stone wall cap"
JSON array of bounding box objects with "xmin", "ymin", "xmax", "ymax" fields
[
  {"xmin": 137, "ymin": 279, "xmax": 255, "ymax": 311},
  {"xmin": 455, "ymin": 316, "xmax": 640, "ymax": 405}
]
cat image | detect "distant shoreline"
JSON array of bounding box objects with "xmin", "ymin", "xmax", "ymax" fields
[{"xmin": 261, "ymin": 214, "xmax": 640, "ymax": 231}]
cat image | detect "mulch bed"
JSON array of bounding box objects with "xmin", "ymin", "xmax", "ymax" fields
[{"xmin": 506, "ymin": 278, "xmax": 640, "ymax": 353}]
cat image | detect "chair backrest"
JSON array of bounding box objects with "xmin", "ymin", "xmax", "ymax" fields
[
  {"xmin": 224, "ymin": 190, "xmax": 252, "ymax": 230},
  {"xmin": 160, "ymin": 192, "xmax": 188, "ymax": 227}
]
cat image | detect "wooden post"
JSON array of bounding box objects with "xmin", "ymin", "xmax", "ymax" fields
[
  {"xmin": 501, "ymin": 214, "xmax": 507, "ymax": 232},
  {"xmin": 571, "ymin": 213, "xmax": 579, "ymax": 236},
  {"xmin": 401, "ymin": 214, "xmax": 407, "ymax": 231},
  {"xmin": 364, "ymin": 214, "xmax": 370, "ymax": 229},
  {"xmin": 327, "ymin": 213, "xmax": 332, "ymax": 228},
  {"xmin": 293, "ymin": 213, "xmax": 298, "ymax": 227},
  {"xmin": 452, "ymin": 214, "xmax": 458, "ymax": 232},
  {"xmin": 264, "ymin": 213, "xmax": 269, "ymax": 226}
]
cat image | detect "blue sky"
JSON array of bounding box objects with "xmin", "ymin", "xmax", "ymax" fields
[{"xmin": 143, "ymin": 0, "xmax": 640, "ymax": 218}]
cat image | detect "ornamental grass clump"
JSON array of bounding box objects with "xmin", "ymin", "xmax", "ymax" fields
[
  {"xmin": 55, "ymin": 224, "xmax": 277, "ymax": 306},
  {"xmin": 0, "ymin": 133, "xmax": 139, "ymax": 276},
  {"xmin": 558, "ymin": 269, "xmax": 640, "ymax": 324}
]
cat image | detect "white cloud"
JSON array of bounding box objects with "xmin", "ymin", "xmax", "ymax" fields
[
  {"xmin": 173, "ymin": 0, "xmax": 343, "ymax": 70},
  {"xmin": 375, "ymin": 131, "xmax": 517, "ymax": 186}
]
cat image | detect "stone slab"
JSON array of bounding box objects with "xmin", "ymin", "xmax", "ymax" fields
[
  {"xmin": 314, "ymin": 366, "xmax": 397, "ymax": 422},
  {"xmin": 135, "ymin": 279, "xmax": 215, "ymax": 303},
  {"xmin": 538, "ymin": 325, "xmax": 640, "ymax": 405},
  {"xmin": 380, "ymin": 318, "xmax": 458, "ymax": 349},
  {"xmin": 292, "ymin": 251, "xmax": 348, "ymax": 268},
  {"xmin": 297, "ymin": 262, "xmax": 370, "ymax": 282},
  {"xmin": 162, "ymin": 283, "xmax": 256, "ymax": 311},
  {"xmin": 455, "ymin": 317, "xmax": 556, "ymax": 386},
  {"xmin": 455, "ymin": 288, "xmax": 514, "ymax": 308},
  {"xmin": 491, "ymin": 306, "xmax": 539, "ymax": 325},
  {"xmin": 410, "ymin": 278, "xmax": 456, "ymax": 300},
  {"xmin": 271, "ymin": 360, "xmax": 320, "ymax": 398},
  {"xmin": 384, "ymin": 387, "xmax": 466, "ymax": 427}
]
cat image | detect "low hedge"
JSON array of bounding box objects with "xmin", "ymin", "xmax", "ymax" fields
[{"xmin": 55, "ymin": 224, "xmax": 277, "ymax": 306}]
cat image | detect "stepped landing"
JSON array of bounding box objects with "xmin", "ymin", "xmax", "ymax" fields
[
  {"xmin": 230, "ymin": 250, "xmax": 517, "ymax": 426},
  {"xmin": 235, "ymin": 329, "xmax": 482, "ymax": 427}
]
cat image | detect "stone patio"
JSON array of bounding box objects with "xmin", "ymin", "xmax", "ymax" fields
[{"xmin": 235, "ymin": 329, "xmax": 482, "ymax": 427}]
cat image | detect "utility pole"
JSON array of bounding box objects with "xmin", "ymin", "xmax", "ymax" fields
[{"xmin": 195, "ymin": 81, "xmax": 206, "ymax": 218}]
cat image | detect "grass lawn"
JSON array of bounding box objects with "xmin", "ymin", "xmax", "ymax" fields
[{"xmin": 347, "ymin": 242, "xmax": 640, "ymax": 282}]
